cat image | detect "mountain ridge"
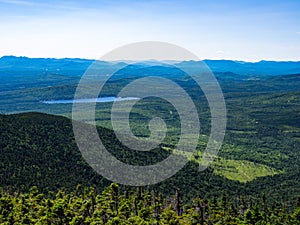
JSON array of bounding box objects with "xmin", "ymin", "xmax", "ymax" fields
[
  {"xmin": 1, "ymin": 55, "xmax": 300, "ymax": 77},
  {"xmin": 2, "ymin": 55, "xmax": 300, "ymax": 63}
]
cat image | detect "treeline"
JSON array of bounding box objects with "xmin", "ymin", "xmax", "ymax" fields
[{"xmin": 0, "ymin": 183, "xmax": 300, "ymax": 224}]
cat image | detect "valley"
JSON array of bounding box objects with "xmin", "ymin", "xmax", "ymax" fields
[{"xmin": 0, "ymin": 57, "xmax": 300, "ymax": 224}]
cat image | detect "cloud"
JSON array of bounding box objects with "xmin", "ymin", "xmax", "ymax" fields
[
  {"xmin": 297, "ymin": 31, "xmax": 300, "ymax": 35},
  {"xmin": 0, "ymin": 0, "xmax": 37, "ymax": 6},
  {"xmin": 0, "ymin": 0, "xmax": 81, "ymax": 10},
  {"xmin": 216, "ymin": 50, "xmax": 225, "ymax": 54}
]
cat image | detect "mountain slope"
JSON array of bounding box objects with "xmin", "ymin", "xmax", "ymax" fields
[{"xmin": 0, "ymin": 112, "xmax": 300, "ymax": 204}]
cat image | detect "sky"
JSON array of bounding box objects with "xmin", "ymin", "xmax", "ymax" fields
[{"xmin": 0, "ymin": 0, "xmax": 300, "ymax": 61}]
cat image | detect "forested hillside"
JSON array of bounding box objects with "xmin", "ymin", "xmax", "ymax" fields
[{"xmin": 1, "ymin": 112, "xmax": 300, "ymax": 209}]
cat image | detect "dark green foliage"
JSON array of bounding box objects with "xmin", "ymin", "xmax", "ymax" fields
[
  {"xmin": 0, "ymin": 112, "xmax": 111, "ymax": 192},
  {"xmin": 0, "ymin": 111, "xmax": 300, "ymax": 207}
]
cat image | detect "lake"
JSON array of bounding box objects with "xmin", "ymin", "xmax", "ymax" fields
[{"xmin": 42, "ymin": 96, "xmax": 139, "ymax": 104}]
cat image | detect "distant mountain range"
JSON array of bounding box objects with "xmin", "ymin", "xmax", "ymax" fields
[{"xmin": 1, "ymin": 56, "xmax": 300, "ymax": 76}]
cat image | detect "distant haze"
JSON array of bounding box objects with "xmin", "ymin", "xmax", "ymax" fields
[{"xmin": 1, "ymin": 56, "xmax": 300, "ymax": 77}]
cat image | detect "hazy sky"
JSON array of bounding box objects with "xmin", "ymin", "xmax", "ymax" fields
[{"xmin": 0, "ymin": 0, "xmax": 299, "ymax": 61}]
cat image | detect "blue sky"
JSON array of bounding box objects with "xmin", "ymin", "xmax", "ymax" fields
[{"xmin": 0, "ymin": 0, "xmax": 299, "ymax": 61}]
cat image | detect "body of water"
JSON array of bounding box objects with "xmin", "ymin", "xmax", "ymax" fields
[{"xmin": 42, "ymin": 96, "xmax": 139, "ymax": 104}]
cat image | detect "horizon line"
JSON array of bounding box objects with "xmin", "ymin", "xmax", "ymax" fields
[{"xmin": 1, "ymin": 55, "xmax": 300, "ymax": 63}]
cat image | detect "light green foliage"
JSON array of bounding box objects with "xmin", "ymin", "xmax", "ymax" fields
[
  {"xmin": 212, "ymin": 157, "xmax": 281, "ymax": 183},
  {"xmin": 0, "ymin": 184, "xmax": 299, "ymax": 224}
]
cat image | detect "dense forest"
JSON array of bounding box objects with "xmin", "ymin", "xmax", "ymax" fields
[
  {"xmin": 1, "ymin": 183, "xmax": 300, "ymax": 224},
  {"xmin": 1, "ymin": 111, "xmax": 300, "ymax": 224}
]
